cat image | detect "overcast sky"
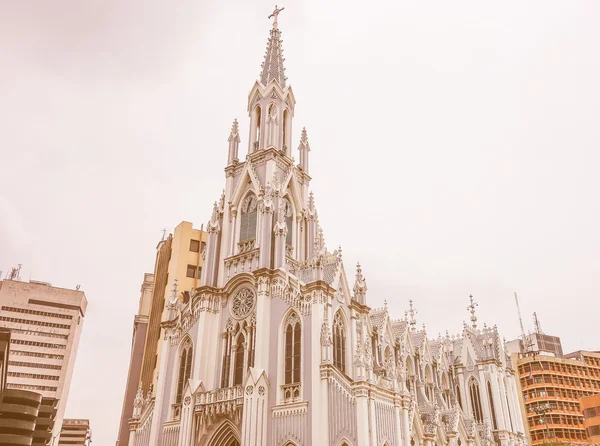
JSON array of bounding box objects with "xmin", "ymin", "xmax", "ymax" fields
[{"xmin": 1, "ymin": 0, "xmax": 599, "ymax": 443}]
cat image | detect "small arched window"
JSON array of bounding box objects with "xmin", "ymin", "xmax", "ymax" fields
[
  {"xmin": 176, "ymin": 340, "xmax": 193, "ymax": 403},
  {"xmin": 240, "ymin": 194, "xmax": 258, "ymax": 243},
  {"xmin": 469, "ymin": 379, "xmax": 484, "ymax": 423},
  {"xmin": 284, "ymin": 312, "xmax": 301, "ymax": 384},
  {"xmin": 487, "ymin": 381, "xmax": 498, "ymax": 430},
  {"xmin": 233, "ymin": 334, "xmax": 245, "ymax": 386},
  {"xmin": 333, "ymin": 311, "xmax": 346, "ymax": 373}
]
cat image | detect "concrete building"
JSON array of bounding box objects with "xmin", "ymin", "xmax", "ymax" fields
[
  {"xmin": 121, "ymin": 10, "xmax": 527, "ymax": 446},
  {"xmin": 115, "ymin": 222, "xmax": 207, "ymax": 446},
  {"xmin": 0, "ymin": 279, "xmax": 87, "ymax": 441},
  {"xmin": 581, "ymin": 394, "xmax": 600, "ymax": 443},
  {"xmin": 57, "ymin": 419, "xmax": 91, "ymax": 446},
  {"xmin": 511, "ymin": 346, "xmax": 600, "ymax": 445}
]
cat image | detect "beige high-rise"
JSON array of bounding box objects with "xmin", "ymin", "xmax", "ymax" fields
[
  {"xmin": 116, "ymin": 221, "xmax": 207, "ymax": 446},
  {"xmin": 0, "ymin": 279, "xmax": 87, "ymax": 441}
]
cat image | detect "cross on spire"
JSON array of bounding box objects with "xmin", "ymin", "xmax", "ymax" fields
[
  {"xmin": 268, "ymin": 5, "xmax": 285, "ymax": 28},
  {"xmin": 467, "ymin": 294, "xmax": 478, "ymax": 329}
]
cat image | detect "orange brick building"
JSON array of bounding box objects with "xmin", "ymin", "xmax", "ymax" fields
[
  {"xmin": 514, "ymin": 350, "xmax": 600, "ymax": 445},
  {"xmin": 581, "ymin": 393, "xmax": 600, "ymax": 443}
]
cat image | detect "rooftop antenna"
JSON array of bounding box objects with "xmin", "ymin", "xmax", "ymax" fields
[
  {"xmin": 533, "ymin": 312, "xmax": 543, "ymax": 334},
  {"xmin": 160, "ymin": 228, "xmax": 167, "ymax": 241}
]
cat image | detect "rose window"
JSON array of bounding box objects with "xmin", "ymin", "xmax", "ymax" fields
[{"xmin": 231, "ymin": 288, "xmax": 255, "ymax": 319}]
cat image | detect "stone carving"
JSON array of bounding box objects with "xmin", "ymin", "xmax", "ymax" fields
[
  {"xmin": 133, "ymin": 384, "xmax": 143, "ymax": 419},
  {"xmin": 231, "ymin": 288, "xmax": 255, "ymax": 320}
]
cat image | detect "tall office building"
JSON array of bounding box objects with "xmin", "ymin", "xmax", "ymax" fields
[
  {"xmin": 0, "ymin": 278, "xmax": 87, "ymax": 441},
  {"xmin": 115, "ymin": 221, "xmax": 207, "ymax": 446}
]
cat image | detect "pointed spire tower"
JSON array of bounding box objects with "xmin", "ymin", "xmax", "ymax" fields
[{"xmin": 247, "ymin": 6, "xmax": 296, "ymax": 157}]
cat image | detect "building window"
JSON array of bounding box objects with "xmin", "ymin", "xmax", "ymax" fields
[
  {"xmin": 333, "ymin": 311, "xmax": 346, "ymax": 373},
  {"xmin": 469, "ymin": 379, "xmax": 484, "ymax": 423},
  {"xmin": 240, "ymin": 194, "xmax": 258, "ymax": 242},
  {"xmin": 284, "ymin": 312, "xmax": 301, "ymax": 384},
  {"xmin": 186, "ymin": 264, "xmax": 196, "ymax": 278},
  {"xmin": 487, "ymin": 381, "xmax": 498, "ymax": 430},
  {"xmin": 233, "ymin": 335, "xmax": 245, "ymax": 386},
  {"xmin": 189, "ymin": 239, "xmax": 200, "ymax": 252},
  {"xmin": 176, "ymin": 341, "xmax": 193, "ymax": 404}
]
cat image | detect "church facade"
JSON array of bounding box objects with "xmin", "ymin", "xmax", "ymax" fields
[{"xmin": 126, "ymin": 11, "xmax": 527, "ymax": 446}]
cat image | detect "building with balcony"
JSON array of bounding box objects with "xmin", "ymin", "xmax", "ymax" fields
[
  {"xmin": 117, "ymin": 10, "xmax": 527, "ymax": 446},
  {"xmin": 513, "ymin": 349, "xmax": 600, "ymax": 445},
  {"xmin": 0, "ymin": 279, "xmax": 87, "ymax": 440}
]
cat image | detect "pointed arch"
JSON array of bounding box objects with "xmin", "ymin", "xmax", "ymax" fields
[
  {"xmin": 283, "ymin": 108, "xmax": 291, "ymax": 153},
  {"xmin": 239, "ymin": 191, "xmax": 258, "ymax": 244},
  {"xmin": 469, "ymin": 377, "xmax": 484, "ymax": 423},
  {"xmin": 206, "ymin": 419, "xmax": 241, "ymax": 446},
  {"xmin": 333, "ymin": 309, "xmax": 347, "ymax": 373},
  {"xmin": 233, "ymin": 332, "xmax": 246, "ymax": 386},
  {"xmin": 250, "ymin": 104, "xmax": 262, "ymax": 151},
  {"xmin": 284, "ymin": 310, "xmax": 301, "ymax": 385},
  {"xmin": 176, "ymin": 336, "xmax": 193, "ymax": 404}
]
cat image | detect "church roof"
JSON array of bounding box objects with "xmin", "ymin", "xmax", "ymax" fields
[
  {"xmin": 260, "ymin": 18, "xmax": 287, "ymax": 88},
  {"xmin": 369, "ymin": 309, "xmax": 387, "ymax": 332},
  {"xmin": 411, "ymin": 331, "xmax": 426, "ymax": 349},
  {"xmin": 391, "ymin": 320, "xmax": 408, "ymax": 341}
]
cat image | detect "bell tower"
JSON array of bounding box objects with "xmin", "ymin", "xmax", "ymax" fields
[{"xmin": 247, "ymin": 6, "xmax": 296, "ymax": 157}]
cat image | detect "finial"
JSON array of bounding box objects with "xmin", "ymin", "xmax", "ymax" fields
[
  {"xmin": 384, "ymin": 299, "xmax": 388, "ymax": 311},
  {"xmin": 355, "ymin": 262, "xmax": 363, "ymax": 281},
  {"xmin": 467, "ymin": 294, "xmax": 478, "ymax": 329},
  {"xmin": 408, "ymin": 299, "xmax": 417, "ymax": 331}
]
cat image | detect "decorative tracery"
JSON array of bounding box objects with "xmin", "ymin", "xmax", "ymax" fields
[{"xmin": 231, "ymin": 288, "xmax": 255, "ymax": 320}]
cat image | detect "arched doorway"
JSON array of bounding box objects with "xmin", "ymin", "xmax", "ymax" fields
[{"xmin": 204, "ymin": 420, "xmax": 241, "ymax": 446}]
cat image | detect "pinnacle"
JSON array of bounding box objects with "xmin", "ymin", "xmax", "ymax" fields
[
  {"xmin": 300, "ymin": 127, "xmax": 308, "ymax": 144},
  {"xmin": 231, "ymin": 119, "xmax": 239, "ymax": 134}
]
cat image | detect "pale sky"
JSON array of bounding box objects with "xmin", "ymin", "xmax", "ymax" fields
[{"xmin": 1, "ymin": 1, "xmax": 599, "ymax": 443}]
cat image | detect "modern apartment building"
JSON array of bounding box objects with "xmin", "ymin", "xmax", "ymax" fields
[
  {"xmin": 58, "ymin": 418, "xmax": 91, "ymax": 446},
  {"xmin": 115, "ymin": 222, "xmax": 206, "ymax": 446},
  {"xmin": 0, "ymin": 279, "xmax": 87, "ymax": 441},
  {"xmin": 513, "ymin": 349, "xmax": 600, "ymax": 445}
]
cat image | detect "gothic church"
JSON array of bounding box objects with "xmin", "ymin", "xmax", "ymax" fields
[{"xmin": 126, "ymin": 10, "xmax": 527, "ymax": 446}]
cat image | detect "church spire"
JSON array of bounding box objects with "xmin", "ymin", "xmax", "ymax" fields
[{"xmin": 260, "ymin": 6, "xmax": 287, "ymax": 88}]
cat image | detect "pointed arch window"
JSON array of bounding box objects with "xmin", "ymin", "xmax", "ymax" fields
[
  {"xmin": 233, "ymin": 334, "xmax": 245, "ymax": 386},
  {"xmin": 469, "ymin": 379, "xmax": 484, "ymax": 423},
  {"xmin": 240, "ymin": 194, "xmax": 258, "ymax": 243},
  {"xmin": 487, "ymin": 381, "xmax": 498, "ymax": 430},
  {"xmin": 284, "ymin": 312, "xmax": 301, "ymax": 384},
  {"xmin": 333, "ymin": 311, "xmax": 346, "ymax": 373},
  {"xmin": 176, "ymin": 341, "xmax": 193, "ymax": 404}
]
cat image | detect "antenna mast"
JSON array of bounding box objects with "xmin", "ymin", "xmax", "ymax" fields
[
  {"xmin": 515, "ymin": 292, "xmax": 526, "ymax": 340},
  {"xmin": 533, "ymin": 312, "xmax": 543, "ymax": 334}
]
